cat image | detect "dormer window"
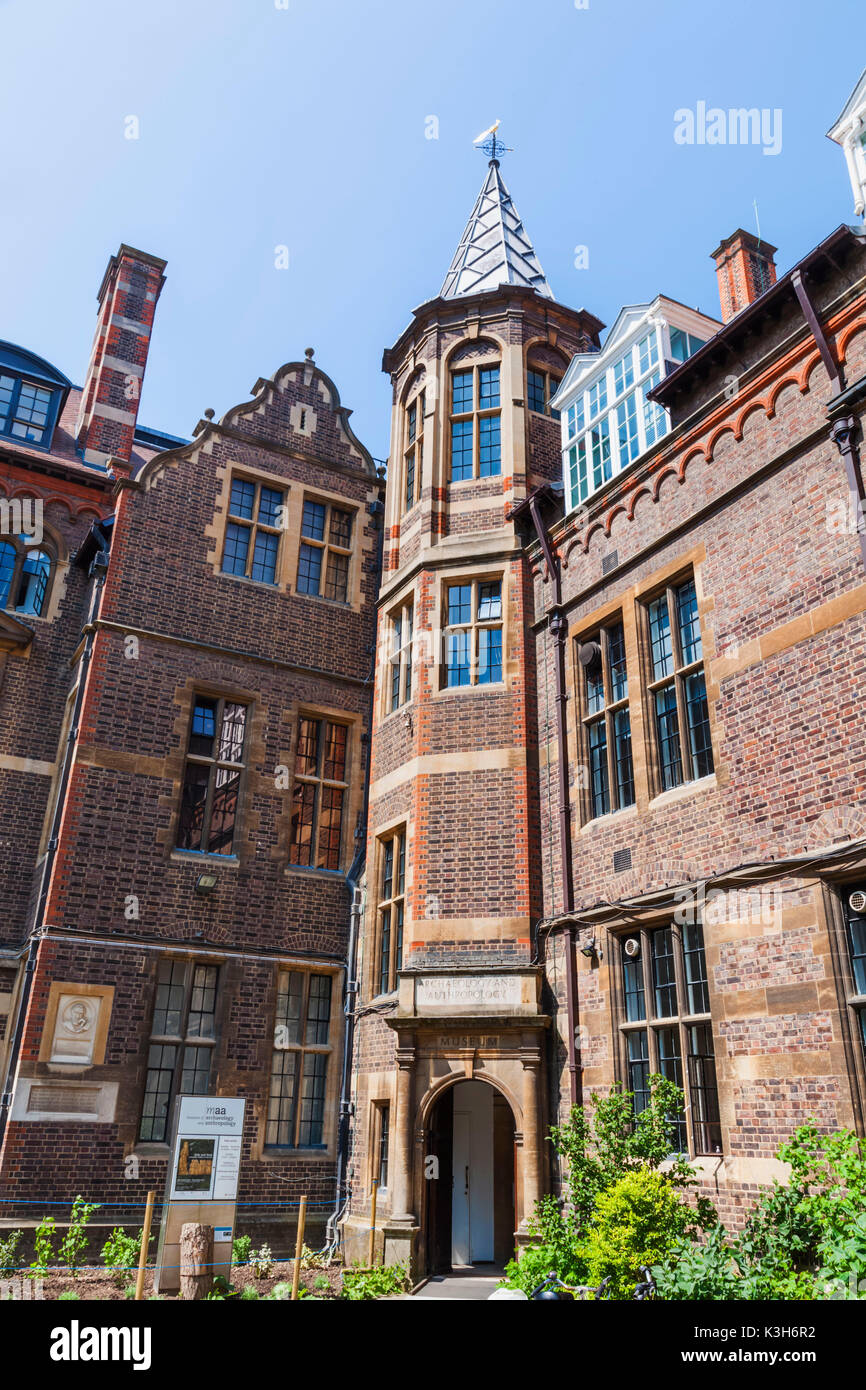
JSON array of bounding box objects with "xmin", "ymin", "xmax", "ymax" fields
[
  {"xmin": 0, "ymin": 343, "xmax": 71, "ymax": 454},
  {"xmin": 0, "ymin": 537, "xmax": 53, "ymax": 616},
  {"xmin": 0, "ymin": 375, "xmax": 57, "ymax": 447}
]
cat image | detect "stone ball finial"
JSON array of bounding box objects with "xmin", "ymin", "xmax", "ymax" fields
[
  {"xmin": 203, "ymin": 408, "xmax": 215, "ymax": 420},
  {"xmin": 304, "ymin": 347, "xmax": 315, "ymax": 360}
]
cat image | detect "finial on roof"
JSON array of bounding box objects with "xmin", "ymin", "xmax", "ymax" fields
[
  {"xmin": 473, "ymin": 119, "xmax": 513, "ymax": 166},
  {"xmin": 305, "ymin": 347, "xmax": 315, "ymax": 360}
]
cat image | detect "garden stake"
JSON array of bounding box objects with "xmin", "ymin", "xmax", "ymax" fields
[
  {"xmin": 291, "ymin": 1195, "xmax": 307, "ymax": 1301},
  {"xmin": 135, "ymin": 1190, "xmax": 155, "ymax": 1301},
  {"xmin": 368, "ymin": 1178, "xmax": 378, "ymax": 1267}
]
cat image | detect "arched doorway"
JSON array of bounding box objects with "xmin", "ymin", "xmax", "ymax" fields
[{"xmin": 425, "ymin": 1079, "xmax": 516, "ymax": 1273}]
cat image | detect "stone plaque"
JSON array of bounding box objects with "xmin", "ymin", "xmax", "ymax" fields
[
  {"xmin": 416, "ymin": 975, "xmax": 522, "ymax": 1012},
  {"xmin": 49, "ymin": 993, "xmax": 101, "ymax": 1065}
]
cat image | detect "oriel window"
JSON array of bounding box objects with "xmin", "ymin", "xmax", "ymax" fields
[
  {"xmin": 618, "ymin": 922, "xmax": 721, "ymax": 1156},
  {"xmin": 404, "ymin": 392, "xmax": 425, "ymax": 512},
  {"xmin": 177, "ymin": 697, "xmax": 248, "ymax": 856},
  {"xmin": 443, "ymin": 579, "xmax": 503, "ymax": 688},
  {"xmin": 644, "ymin": 576, "xmax": 713, "ymax": 794},
  {"xmin": 288, "ymin": 716, "xmax": 349, "ymax": 871},
  {"xmin": 267, "ymin": 970, "xmax": 333, "ymax": 1148},
  {"xmin": 450, "ymin": 363, "xmax": 501, "ymax": 481},
  {"xmin": 577, "ymin": 620, "xmax": 635, "ymax": 821},
  {"xmin": 297, "ymin": 498, "xmax": 354, "ymax": 603},
  {"xmin": 221, "ymin": 476, "xmax": 285, "ymax": 585},
  {"xmin": 139, "ymin": 959, "xmax": 219, "ymax": 1143},
  {"xmin": 377, "ymin": 829, "xmax": 406, "ymax": 996}
]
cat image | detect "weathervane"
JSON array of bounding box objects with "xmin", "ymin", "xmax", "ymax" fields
[{"xmin": 473, "ymin": 120, "xmax": 512, "ymax": 163}]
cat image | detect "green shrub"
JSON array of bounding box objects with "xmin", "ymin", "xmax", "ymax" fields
[
  {"xmin": 57, "ymin": 1289, "xmax": 80, "ymax": 1301},
  {"xmin": 501, "ymin": 1195, "xmax": 587, "ymax": 1294},
  {"xmin": 341, "ymin": 1263, "xmax": 411, "ymax": 1300},
  {"xmin": 57, "ymin": 1197, "xmax": 100, "ymax": 1278},
  {"xmin": 0, "ymin": 1231, "xmax": 22, "ymax": 1277},
  {"xmin": 653, "ymin": 1225, "xmax": 740, "ymax": 1301},
  {"xmin": 267, "ymin": 1281, "xmax": 293, "ymax": 1300},
  {"xmin": 232, "ymin": 1234, "xmax": 252, "ymax": 1266},
  {"xmin": 313, "ymin": 1273, "xmax": 330, "ymax": 1291},
  {"xmin": 101, "ymin": 1227, "xmax": 151, "ymax": 1286},
  {"xmin": 29, "ymin": 1216, "xmax": 56, "ymax": 1278},
  {"xmin": 241, "ymin": 1284, "xmax": 260, "ymax": 1300},
  {"xmin": 581, "ymin": 1168, "xmax": 695, "ymax": 1299}
]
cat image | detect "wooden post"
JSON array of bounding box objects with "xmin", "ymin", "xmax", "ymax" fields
[
  {"xmin": 134, "ymin": 1191, "xmax": 155, "ymax": 1302},
  {"xmin": 180, "ymin": 1223, "xmax": 213, "ymax": 1300},
  {"xmin": 368, "ymin": 1178, "xmax": 378, "ymax": 1267},
  {"xmin": 290, "ymin": 1196, "xmax": 307, "ymax": 1302}
]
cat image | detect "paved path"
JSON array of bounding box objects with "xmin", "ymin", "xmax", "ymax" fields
[{"xmin": 408, "ymin": 1266, "xmax": 506, "ymax": 1300}]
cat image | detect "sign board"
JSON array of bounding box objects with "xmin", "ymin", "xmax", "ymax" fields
[
  {"xmin": 168, "ymin": 1097, "xmax": 245, "ymax": 1202},
  {"xmin": 154, "ymin": 1096, "xmax": 246, "ymax": 1294}
]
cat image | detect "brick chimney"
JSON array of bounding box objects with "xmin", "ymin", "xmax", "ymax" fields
[
  {"xmin": 710, "ymin": 229, "xmax": 777, "ymax": 323},
  {"xmin": 76, "ymin": 244, "xmax": 166, "ymax": 468}
]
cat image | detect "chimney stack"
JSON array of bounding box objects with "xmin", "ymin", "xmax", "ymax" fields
[
  {"xmin": 710, "ymin": 229, "xmax": 777, "ymax": 323},
  {"xmin": 76, "ymin": 244, "xmax": 166, "ymax": 468}
]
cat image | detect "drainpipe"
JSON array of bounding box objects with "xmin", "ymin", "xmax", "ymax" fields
[
  {"xmin": 325, "ymin": 481, "xmax": 385, "ymax": 1252},
  {"xmin": 0, "ymin": 541, "xmax": 108, "ymax": 1149},
  {"xmin": 792, "ymin": 270, "xmax": 866, "ymax": 576},
  {"xmin": 526, "ymin": 494, "xmax": 580, "ymax": 1107}
]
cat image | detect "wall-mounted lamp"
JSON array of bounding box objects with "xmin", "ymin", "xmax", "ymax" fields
[
  {"xmin": 580, "ymin": 936, "xmax": 601, "ymax": 961},
  {"xmin": 195, "ymin": 872, "xmax": 218, "ymax": 897}
]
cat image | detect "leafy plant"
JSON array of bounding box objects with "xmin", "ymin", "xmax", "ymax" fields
[
  {"xmin": 313, "ymin": 1273, "xmax": 331, "ymax": 1291},
  {"xmin": 250, "ymin": 1244, "xmax": 274, "ymax": 1279},
  {"xmin": 29, "ymin": 1215, "xmax": 56, "ymax": 1278},
  {"xmin": 101, "ymin": 1227, "xmax": 151, "ymax": 1286},
  {"xmin": 267, "ymin": 1281, "xmax": 294, "ymax": 1300},
  {"xmin": 0, "ymin": 1230, "xmax": 22, "ymax": 1278},
  {"xmin": 341, "ymin": 1262, "xmax": 411, "ymax": 1300},
  {"xmin": 123, "ymin": 1283, "xmax": 137, "ymax": 1299},
  {"xmin": 580, "ymin": 1167, "xmax": 696, "ymax": 1299},
  {"xmin": 241, "ymin": 1284, "xmax": 260, "ymax": 1300},
  {"xmin": 57, "ymin": 1290, "xmax": 80, "ymax": 1301},
  {"xmin": 501, "ymin": 1196, "xmax": 587, "ymax": 1295},
  {"xmin": 57, "ymin": 1197, "xmax": 100, "ymax": 1278},
  {"xmin": 652, "ymin": 1224, "xmax": 740, "ymax": 1301},
  {"xmin": 232, "ymin": 1234, "xmax": 252, "ymax": 1266},
  {"xmin": 550, "ymin": 1077, "xmax": 713, "ymax": 1234}
]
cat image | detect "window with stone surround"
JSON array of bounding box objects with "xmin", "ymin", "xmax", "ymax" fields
[
  {"xmin": 373, "ymin": 1101, "xmax": 390, "ymax": 1189},
  {"xmin": 527, "ymin": 365, "xmax": 561, "ymax": 419},
  {"xmin": 618, "ymin": 921, "xmax": 721, "ymax": 1155},
  {"xmin": 267, "ymin": 970, "xmax": 333, "ymax": 1148},
  {"xmin": 139, "ymin": 959, "xmax": 219, "ymax": 1143},
  {"xmin": 576, "ymin": 617, "xmax": 635, "ymax": 821},
  {"xmin": 450, "ymin": 362, "xmax": 501, "ymax": 481},
  {"xmin": 296, "ymin": 497, "xmax": 354, "ymax": 604},
  {"xmin": 641, "ymin": 575, "xmax": 713, "ymax": 795},
  {"xmin": 443, "ymin": 578, "xmax": 503, "ymax": 688},
  {"xmin": 220, "ymin": 475, "xmax": 285, "ymax": 585},
  {"xmin": 403, "ymin": 390, "xmax": 425, "ymax": 512},
  {"xmin": 177, "ymin": 697, "xmax": 248, "ymax": 856},
  {"xmin": 374, "ymin": 828, "xmax": 406, "ymax": 997},
  {"xmin": 842, "ymin": 886, "xmax": 866, "ymax": 1067},
  {"xmin": 387, "ymin": 597, "xmax": 414, "ymax": 712},
  {"xmin": 288, "ymin": 715, "xmax": 350, "ymax": 871}
]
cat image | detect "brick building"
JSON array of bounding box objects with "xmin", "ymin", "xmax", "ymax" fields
[
  {"xmin": 0, "ymin": 244, "xmax": 383, "ymax": 1250},
  {"xmin": 345, "ymin": 91, "xmax": 866, "ymax": 1272},
  {"xmin": 3, "ymin": 75, "xmax": 866, "ymax": 1279}
]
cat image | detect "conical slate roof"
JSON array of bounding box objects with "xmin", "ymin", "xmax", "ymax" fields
[{"xmin": 440, "ymin": 161, "xmax": 554, "ymax": 300}]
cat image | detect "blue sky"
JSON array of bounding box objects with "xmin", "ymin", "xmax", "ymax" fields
[{"xmin": 1, "ymin": 0, "xmax": 863, "ymax": 461}]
